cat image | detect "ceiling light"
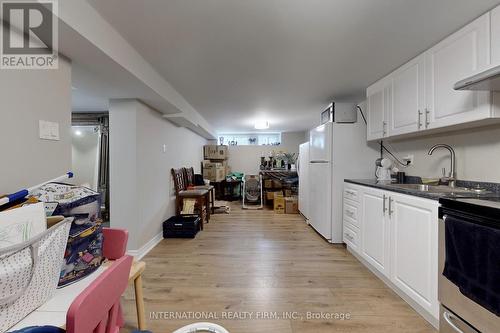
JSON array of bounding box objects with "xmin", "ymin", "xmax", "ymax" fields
[
  {"xmin": 254, "ymin": 120, "xmax": 269, "ymax": 130},
  {"xmin": 74, "ymin": 129, "xmax": 83, "ymax": 136}
]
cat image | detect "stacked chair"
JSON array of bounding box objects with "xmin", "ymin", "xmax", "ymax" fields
[
  {"xmin": 171, "ymin": 168, "xmax": 214, "ymax": 229},
  {"xmin": 183, "ymin": 167, "xmax": 215, "ymax": 214}
]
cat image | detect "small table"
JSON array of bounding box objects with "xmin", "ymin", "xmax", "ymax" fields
[
  {"xmin": 222, "ymin": 179, "xmax": 242, "ymax": 201},
  {"xmin": 126, "ymin": 261, "xmax": 147, "ymax": 330},
  {"xmin": 10, "ymin": 260, "xmax": 147, "ymax": 331}
]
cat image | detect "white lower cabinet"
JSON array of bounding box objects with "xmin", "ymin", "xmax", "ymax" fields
[
  {"xmin": 390, "ymin": 193, "xmax": 439, "ymax": 320},
  {"xmin": 343, "ymin": 183, "xmax": 439, "ymax": 324},
  {"xmin": 360, "ymin": 187, "xmax": 391, "ymax": 278},
  {"xmin": 343, "ymin": 184, "xmax": 362, "ymax": 253}
]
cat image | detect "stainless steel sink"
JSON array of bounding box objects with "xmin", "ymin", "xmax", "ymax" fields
[{"xmin": 388, "ymin": 184, "xmax": 488, "ymax": 194}]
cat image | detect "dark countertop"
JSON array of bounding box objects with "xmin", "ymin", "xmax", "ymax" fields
[{"xmin": 345, "ymin": 178, "xmax": 500, "ymax": 201}]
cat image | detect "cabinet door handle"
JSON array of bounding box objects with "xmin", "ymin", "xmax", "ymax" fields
[
  {"xmin": 388, "ymin": 197, "xmax": 394, "ymax": 216},
  {"xmin": 383, "ymin": 194, "xmax": 387, "ymax": 214},
  {"xmin": 443, "ymin": 311, "xmax": 465, "ymax": 333},
  {"xmin": 382, "ymin": 121, "xmax": 387, "ymax": 136},
  {"xmin": 425, "ymin": 108, "xmax": 430, "ymax": 128},
  {"xmin": 417, "ymin": 110, "xmax": 422, "ymax": 129}
]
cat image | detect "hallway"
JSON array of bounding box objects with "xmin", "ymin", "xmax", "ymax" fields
[{"xmin": 121, "ymin": 204, "xmax": 436, "ymax": 333}]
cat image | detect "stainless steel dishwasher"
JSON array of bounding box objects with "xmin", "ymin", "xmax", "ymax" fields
[{"xmin": 438, "ymin": 197, "xmax": 500, "ymax": 333}]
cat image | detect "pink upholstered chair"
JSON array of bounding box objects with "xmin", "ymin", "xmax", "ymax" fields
[
  {"xmin": 102, "ymin": 228, "xmax": 128, "ymax": 260},
  {"xmin": 66, "ymin": 255, "xmax": 133, "ymax": 333}
]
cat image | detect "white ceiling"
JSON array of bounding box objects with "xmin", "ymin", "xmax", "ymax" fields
[{"xmin": 87, "ymin": 0, "xmax": 500, "ymax": 132}]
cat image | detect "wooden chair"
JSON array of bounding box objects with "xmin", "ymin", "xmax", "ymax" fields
[
  {"xmin": 172, "ymin": 168, "xmax": 209, "ymax": 228},
  {"xmin": 183, "ymin": 167, "xmax": 216, "ymax": 214}
]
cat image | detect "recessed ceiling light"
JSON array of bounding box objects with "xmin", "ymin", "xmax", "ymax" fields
[
  {"xmin": 74, "ymin": 129, "xmax": 83, "ymax": 136},
  {"xmin": 254, "ymin": 120, "xmax": 269, "ymax": 129}
]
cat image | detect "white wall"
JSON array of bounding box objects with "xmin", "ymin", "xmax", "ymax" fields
[
  {"xmin": 109, "ymin": 99, "xmax": 206, "ymax": 252},
  {"xmin": 225, "ymin": 131, "xmax": 307, "ymax": 175},
  {"xmin": 385, "ymin": 124, "xmax": 500, "ymax": 182},
  {"xmin": 0, "ymin": 58, "xmax": 72, "ymax": 194}
]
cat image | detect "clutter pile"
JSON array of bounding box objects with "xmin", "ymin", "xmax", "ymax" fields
[
  {"xmin": 0, "ymin": 173, "xmax": 104, "ymax": 331},
  {"xmin": 261, "ymin": 170, "xmax": 299, "ymax": 214},
  {"xmin": 31, "ymin": 183, "xmax": 104, "ymax": 287}
]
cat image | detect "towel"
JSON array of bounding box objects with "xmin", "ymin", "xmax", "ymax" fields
[{"xmin": 443, "ymin": 215, "xmax": 500, "ymax": 316}]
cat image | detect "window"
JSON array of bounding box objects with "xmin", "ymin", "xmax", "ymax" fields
[{"xmin": 218, "ymin": 133, "xmax": 281, "ymax": 146}]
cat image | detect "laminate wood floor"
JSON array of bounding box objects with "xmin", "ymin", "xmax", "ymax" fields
[{"xmin": 121, "ymin": 203, "xmax": 436, "ymax": 333}]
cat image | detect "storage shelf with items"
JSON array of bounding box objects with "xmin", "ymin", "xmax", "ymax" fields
[{"xmin": 260, "ymin": 170, "xmax": 299, "ymax": 213}]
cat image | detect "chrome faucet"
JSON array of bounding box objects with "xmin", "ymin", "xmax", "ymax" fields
[{"xmin": 428, "ymin": 144, "xmax": 456, "ymax": 187}]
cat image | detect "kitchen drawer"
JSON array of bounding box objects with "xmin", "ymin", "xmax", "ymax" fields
[
  {"xmin": 343, "ymin": 224, "xmax": 359, "ymax": 250},
  {"xmin": 343, "ymin": 202, "xmax": 359, "ymax": 227},
  {"xmin": 344, "ymin": 187, "xmax": 359, "ymax": 202}
]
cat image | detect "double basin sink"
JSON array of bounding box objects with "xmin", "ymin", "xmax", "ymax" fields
[{"xmin": 387, "ymin": 183, "xmax": 489, "ymax": 195}]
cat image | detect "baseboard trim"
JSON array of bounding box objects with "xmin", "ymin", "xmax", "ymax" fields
[
  {"xmin": 127, "ymin": 232, "xmax": 163, "ymax": 260},
  {"xmin": 347, "ymin": 246, "xmax": 439, "ymax": 329}
]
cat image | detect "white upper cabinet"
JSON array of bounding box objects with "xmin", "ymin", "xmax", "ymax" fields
[
  {"xmin": 425, "ymin": 13, "xmax": 491, "ymax": 128},
  {"xmin": 367, "ymin": 11, "xmax": 499, "ymax": 141},
  {"xmin": 390, "ymin": 55, "xmax": 426, "ymax": 136},
  {"xmin": 367, "ymin": 78, "xmax": 391, "ymax": 141},
  {"xmin": 491, "ymin": 5, "xmax": 500, "ymax": 66}
]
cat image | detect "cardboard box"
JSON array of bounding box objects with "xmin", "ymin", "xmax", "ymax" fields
[
  {"xmin": 284, "ymin": 189, "xmax": 293, "ymax": 197},
  {"xmin": 204, "ymin": 145, "xmax": 228, "ymax": 160},
  {"xmin": 285, "ymin": 196, "xmax": 299, "ymax": 214},
  {"xmin": 272, "ymin": 179, "xmax": 282, "ymax": 189},
  {"xmin": 203, "ymin": 160, "xmax": 223, "ymax": 168},
  {"xmin": 203, "ymin": 166, "xmax": 225, "ymax": 182},
  {"xmin": 273, "ymin": 192, "xmax": 285, "ymax": 214},
  {"xmin": 266, "ymin": 190, "xmax": 282, "ymax": 201}
]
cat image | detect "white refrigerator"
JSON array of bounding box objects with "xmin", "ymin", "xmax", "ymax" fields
[
  {"xmin": 298, "ymin": 142, "xmax": 310, "ymax": 221},
  {"xmin": 308, "ymin": 103, "xmax": 378, "ymax": 243}
]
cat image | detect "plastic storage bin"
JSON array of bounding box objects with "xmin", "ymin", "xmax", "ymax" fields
[{"xmin": 163, "ymin": 215, "xmax": 201, "ymax": 238}]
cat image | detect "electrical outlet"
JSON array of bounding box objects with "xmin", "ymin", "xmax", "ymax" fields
[{"xmin": 402, "ymin": 155, "xmax": 414, "ymax": 166}]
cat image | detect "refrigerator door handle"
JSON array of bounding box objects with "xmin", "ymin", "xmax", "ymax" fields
[{"xmin": 383, "ymin": 195, "xmax": 387, "ymax": 214}]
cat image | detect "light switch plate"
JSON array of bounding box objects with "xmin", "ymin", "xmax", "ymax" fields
[{"xmin": 39, "ymin": 120, "xmax": 60, "ymax": 141}]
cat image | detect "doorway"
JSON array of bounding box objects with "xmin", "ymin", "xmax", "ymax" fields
[{"xmin": 71, "ymin": 112, "xmax": 110, "ymax": 222}]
